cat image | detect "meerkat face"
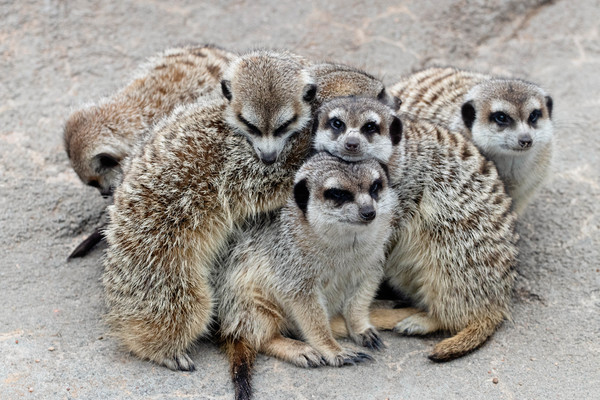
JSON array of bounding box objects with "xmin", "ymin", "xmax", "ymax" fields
[
  {"xmin": 64, "ymin": 105, "xmax": 137, "ymax": 196},
  {"xmin": 313, "ymin": 97, "xmax": 402, "ymax": 164},
  {"xmin": 221, "ymin": 51, "xmax": 317, "ymax": 165},
  {"xmin": 461, "ymin": 80, "xmax": 553, "ymax": 156},
  {"xmin": 293, "ymin": 155, "xmax": 395, "ymax": 242}
]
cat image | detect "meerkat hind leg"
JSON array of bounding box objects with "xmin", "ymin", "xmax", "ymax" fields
[
  {"xmin": 261, "ymin": 333, "xmax": 326, "ymax": 368},
  {"xmin": 330, "ymin": 307, "xmax": 420, "ymax": 338},
  {"xmin": 161, "ymin": 353, "xmax": 196, "ymax": 372},
  {"xmin": 393, "ymin": 311, "xmax": 443, "ymax": 336}
]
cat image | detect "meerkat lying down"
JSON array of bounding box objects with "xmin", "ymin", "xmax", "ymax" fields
[
  {"xmin": 314, "ymin": 96, "xmax": 519, "ymax": 362},
  {"xmin": 63, "ymin": 44, "xmax": 235, "ymax": 258},
  {"xmin": 390, "ymin": 67, "xmax": 554, "ymax": 214}
]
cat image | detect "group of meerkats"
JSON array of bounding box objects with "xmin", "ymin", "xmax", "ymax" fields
[{"xmin": 63, "ymin": 44, "xmax": 554, "ymax": 400}]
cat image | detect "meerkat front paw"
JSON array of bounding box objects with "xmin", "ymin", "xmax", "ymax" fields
[
  {"xmin": 324, "ymin": 349, "xmax": 374, "ymax": 367},
  {"xmin": 160, "ymin": 353, "xmax": 196, "ymax": 371},
  {"xmin": 352, "ymin": 327, "xmax": 385, "ymax": 351},
  {"xmin": 393, "ymin": 312, "xmax": 438, "ymax": 336}
]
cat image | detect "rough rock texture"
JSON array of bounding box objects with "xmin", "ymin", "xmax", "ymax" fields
[{"xmin": 1, "ymin": 0, "xmax": 598, "ymax": 399}]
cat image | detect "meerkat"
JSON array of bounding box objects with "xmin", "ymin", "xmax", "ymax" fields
[
  {"xmin": 318, "ymin": 104, "xmax": 519, "ymax": 361},
  {"xmin": 102, "ymin": 50, "xmax": 394, "ymax": 371},
  {"xmin": 390, "ymin": 67, "xmax": 554, "ymax": 214},
  {"xmin": 63, "ymin": 44, "xmax": 236, "ymax": 258},
  {"xmin": 216, "ymin": 153, "xmax": 397, "ymax": 400},
  {"xmin": 312, "ymin": 96, "xmax": 402, "ymax": 163}
]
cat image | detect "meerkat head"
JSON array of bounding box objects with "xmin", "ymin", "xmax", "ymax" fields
[
  {"xmin": 292, "ymin": 153, "xmax": 395, "ymax": 242},
  {"xmin": 309, "ymin": 63, "xmax": 401, "ymax": 110},
  {"xmin": 221, "ymin": 50, "xmax": 317, "ymax": 165},
  {"xmin": 64, "ymin": 101, "xmax": 142, "ymax": 196},
  {"xmin": 460, "ymin": 79, "xmax": 553, "ymax": 156},
  {"xmin": 312, "ymin": 96, "xmax": 402, "ymax": 164}
]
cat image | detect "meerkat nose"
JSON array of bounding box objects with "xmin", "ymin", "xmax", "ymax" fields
[
  {"xmin": 260, "ymin": 150, "xmax": 277, "ymax": 164},
  {"xmin": 518, "ymin": 134, "xmax": 533, "ymax": 149},
  {"xmin": 359, "ymin": 205, "xmax": 376, "ymax": 222},
  {"xmin": 344, "ymin": 137, "xmax": 360, "ymax": 151}
]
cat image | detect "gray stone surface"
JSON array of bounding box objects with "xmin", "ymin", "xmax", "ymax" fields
[{"xmin": 1, "ymin": 0, "xmax": 599, "ymax": 399}]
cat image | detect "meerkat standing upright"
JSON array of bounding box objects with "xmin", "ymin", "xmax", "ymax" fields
[
  {"xmin": 63, "ymin": 44, "xmax": 235, "ymax": 258},
  {"xmin": 217, "ymin": 153, "xmax": 397, "ymax": 400},
  {"xmin": 102, "ymin": 50, "xmax": 395, "ymax": 371},
  {"xmin": 390, "ymin": 67, "xmax": 554, "ymax": 213},
  {"xmin": 311, "ymin": 96, "xmax": 519, "ymax": 361}
]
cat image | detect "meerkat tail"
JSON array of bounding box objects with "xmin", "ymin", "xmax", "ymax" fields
[
  {"xmin": 428, "ymin": 317, "xmax": 499, "ymax": 362},
  {"xmin": 330, "ymin": 307, "xmax": 420, "ymax": 338},
  {"xmin": 224, "ymin": 337, "xmax": 257, "ymax": 400},
  {"xmin": 67, "ymin": 226, "xmax": 105, "ymax": 260}
]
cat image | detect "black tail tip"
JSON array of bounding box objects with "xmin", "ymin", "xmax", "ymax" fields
[{"xmin": 233, "ymin": 372, "xmax": 252, "ymax": 400}]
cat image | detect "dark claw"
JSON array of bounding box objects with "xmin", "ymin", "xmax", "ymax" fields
[
  {"xmin": 355, "ymin": 352, "xmax": 374, "ymax": 362},
  {"xmin": 361, "ymin": 329, "xmax": 385, "ymax": 351},
  {"xmin": 67, "ymin": 226, "xmax": 105, "ymax": 259}
]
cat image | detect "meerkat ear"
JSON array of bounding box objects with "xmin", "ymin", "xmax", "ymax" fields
[
  {"xmin": 95, "ymin": 153, "xmax": 120, "ymax": 171},
  {"xmin": 293, "ymin": 178, "xmax": 310, "ymax": 216},
  {"xmin": 389, "ymin": 116, "xmax": 402, "ymax": 146},
  {"xmin": 545, "ymin": 96, "xmax": 553, "ymax": 119},
  {"xmin": 303, "ymin": 84, "xmax": 317, "ymax": 103},
  {"xmin": 221, "ymin": 80, "xmax": 232, "ymax": 101},
  {"xmin": 461, "ymin": 101, "xmax": 476, "ymax": 130},
  {"xmin": 377, "ymin": 89, "xmax": 402, "ymax": 111}
]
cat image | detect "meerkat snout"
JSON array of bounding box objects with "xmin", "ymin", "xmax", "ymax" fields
[
  {"xmin": 518, "ymin": 133, "xmax": 533, "ymax": 149},
  {"xmin": 344, "ymin": 135, "xmax": 361, "ymax": 152},
  {"xmin": 359, "ymin": 204, "xmax": 376, "ymax": 222}
]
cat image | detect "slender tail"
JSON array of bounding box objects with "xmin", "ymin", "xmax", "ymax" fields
[
  {"xmin": 67, "ymin": 225, "xmax": 106, "ymax": 260},
  {"xmin": 224, "ymin": 337, "xmax": 257, "ymax": 400},
  {"xmin": 330, "ymin": 307, "xmax": 420, "ymax": 338},
  {"xmin": 429, "ymin": 317, "xmax": 499, "ymax": 362}
]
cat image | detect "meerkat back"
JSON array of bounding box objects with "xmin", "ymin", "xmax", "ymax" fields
[
  {"xmin": 63, "ymin": 44, "xmax": 236, "ymax": 258},
  {"xmin": 382, "ymin": 115, "xmax": 519, "ymax": 361},
  {"xmin": 389, "ymin": 67, "xmax": 554, "ymax": 213}
]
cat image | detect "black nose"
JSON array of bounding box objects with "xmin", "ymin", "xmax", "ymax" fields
[
  {"xmin": 344, "ymin": 137, "xmax": 360, "ymax": 151},
  {"xmin": 518, "ymin": 134, "xmax": 533, "ymax": 148},
  {"xmin": 261, "ymin": 151, "xmax": 277, "ymax": 164},
  {"xmin": 359, "ymin": 206, "xmax": 376, "ymax": 222}
]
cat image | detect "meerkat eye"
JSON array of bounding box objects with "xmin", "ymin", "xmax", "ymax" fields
[
  {"xmin": 529, "ymin": 109, "xmax": 542, "ymax": 124},
  {"xmin": 329, "ymin": 118, "xmax": 345, "ymax": 131},
  {"xmin": 238, "ymin": 114, "xmax": 262, "ymax": 136},
  {"xmin": 273, "ymin": 115, "xmax": 298, "ymax": 137},
  {"xmin": 87, "ymin": 180, "xmax": 101, "ymax": 189},
  {"xmin": 369, "ymin": 179, "xmax": 383, "ymax": 200},
  {"xmin": 490, "ymin": 112, "xmax": 511, "ymax": 126},
  {"xmin": 323, "ymin": 188, "xmax": 354, "ymax": 206},
  {"xmin": 361, "ymin": 122, "xmax": 380, "ymax": 135}
]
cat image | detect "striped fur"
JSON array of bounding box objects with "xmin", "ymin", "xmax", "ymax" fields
[{"xmin": 390, "ymin": 67, "xmax": 554, "ymax": 214}]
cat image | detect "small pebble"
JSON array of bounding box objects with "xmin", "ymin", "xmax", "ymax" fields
[
  {"xmin": 48, "ymin": 346, "xmax": 55, "ymax": 351},
  {"xmin": 35, "ymin": 359, "xmax": 40, "ymax": 363},
  {"xmin": 15, "ymin": 340, "xmax": 18, "ymax": 344},
  {"xmin": 492, "ymin": 377, "xmax": 499, "ymax": 384},
  {"xmin": 66, "ymin": 388, "xmax": 70, "ymax": 391},
  {"xmin": 28, "ymin": 387, "xmax": 34, "ymax": 392}
]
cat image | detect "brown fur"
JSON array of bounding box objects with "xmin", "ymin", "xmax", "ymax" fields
[{"xmin": 102, "ymin": 51, "xmax": 393, "ymax": 371}]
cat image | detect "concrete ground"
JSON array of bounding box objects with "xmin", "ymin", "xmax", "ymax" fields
[{"xmin": 1, "ymin": 0, "xmax": 599, "ymax": 399}]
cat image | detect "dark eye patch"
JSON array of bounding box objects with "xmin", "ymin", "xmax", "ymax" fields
[
  {"xmin": 238, "ymin": 114, "xmax": 262, "ymax": 136},
  {"xmin": 490, "ymin": 112, "xmax": 511, "ymax": 126},
  {"xmin": 329, "ymin": 117, "xmax": 345, "ymax": 132},
  {"xmin": 323, "ymin": 188, "xmax": 354, "ymax": 206},
  {"xmin": 87, "ymin": 180, "xmax": 101, "ymax": 189},
  {"xmin": 361, "ymin": 121, "xmax": 380, "ymax": 135},
  {"xmin": 369, "ymin": 179, "xmax": 383, "ymax": 200},
  {"xmin": 528, "ymin": 109, "xmax": 542, "ymax": 124},
  {"xmin": 273, "ymin": 115, "xmax": 297, "ymax": 137}
]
